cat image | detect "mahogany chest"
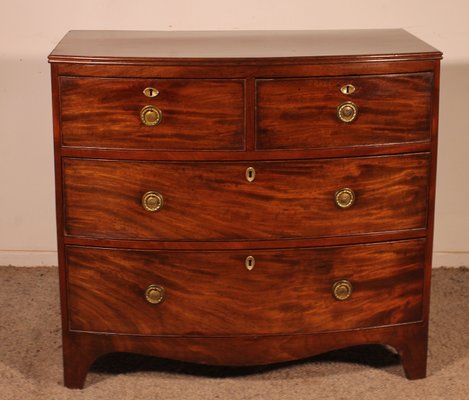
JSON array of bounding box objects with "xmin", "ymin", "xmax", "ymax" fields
[{"xmin": 49, "ymin": 30, "xmax": 442, "ymax": 388}]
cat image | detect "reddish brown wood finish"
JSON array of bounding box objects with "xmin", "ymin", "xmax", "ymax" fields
[
  {"xmin": 62, "ymin": 229, "xmax": 428, "ymax": 251},
  {"xmin": 67, "ymin": 240, "xmax": 425, "ymax": 335},
  {"xmin": 63, "ymin": 154, "xmax": 430, "ymax": 241},
  {"xmin": 256, "ymin": 73, "xmax": 432, "ymax": 150},
  {"xmin": 49, "ymin": 30, "xmax": 441, "ymax": 389},
  {"xmin": 62, "ymin": 322, "xmax": 429, "ymax": 388},
  {"xmin": 59, "ymin": 142, "xmax": 432, "ymax": 161},
  {"xmin": 48, "ymin": 30, "xmax": 441, "ymax": 64},
  {"xmin": 60, "ymin": 77, "xmax": 245, "ymax": 150},
  {"xmin": 54, "ymin": 60, "xmax": 440, "ymax": 79}
]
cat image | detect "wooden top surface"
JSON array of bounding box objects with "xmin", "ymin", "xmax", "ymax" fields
[{"xmin": 49, "ymin": 29, "xmax": 442, "ymax": 64}]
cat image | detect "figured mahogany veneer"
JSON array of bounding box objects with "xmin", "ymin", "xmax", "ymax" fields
[
  {"xmin": 60, "ymin": 77, "xmax": 245, "ymax": 150},
  {"xmin": 63, "ymin": 154, "xmax": 430, "ymax": 241},
  {"xmin": 49, "ymin": 30, "xmax": 442, "ymax": 388},
  {"xmin": 257, "ymin": 73, "xmax": 433, "ymax": 150},
  {"xmin": 67, "ymin": 240, "xmax": 425, "ymax": 336}
]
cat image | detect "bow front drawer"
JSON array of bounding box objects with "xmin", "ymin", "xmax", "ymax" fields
[
  {"xmin": 256, "ymin": 72, "xmax": 433, "ymax": 150},
  {"xmin": 59, "ymin": 77, "xmax": 245, "ymax": 150},
  {"xmin": 63, "ymin": 153, "xmax": 430, "ymax": 241},
  {"xmin": 66, "ymin": 239, "xmax": 425, "ymax": 336}
]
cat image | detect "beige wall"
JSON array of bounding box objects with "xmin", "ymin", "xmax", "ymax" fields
[{"xmin": 1, "ymin": 0, "xmax": 468, "ymax": 266}]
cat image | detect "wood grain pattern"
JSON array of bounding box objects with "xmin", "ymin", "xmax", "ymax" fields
[
  {"xmin": 62, "ymin": 229, "xmax": 427, "ymax": 251},
  {"xmin": 423, "ymin": 61, "xmax": 441, "ymax": 325},
  {"xmin": 67, "ymin": 239, "xmax": 425, "ymax": 335},
  {"xmin": 60, "ymin": 77, "xmax": 245, "ymax": 150},
  {"xmin": 63, "ymin": 154, "xmax": 430, "ymax": 241},
  {"xmin": 54, "ymin": 60, "xmax": 440, "ymax": 79},
  {"xmin": 48, "ymin": 30, "xmax": 442, "ymax": 64},
  {"xmin": 256, "ymin": 73, "xmax": 433, "ymax": 150},
  {"xmin": 49, "ymin": 30, "xmax": 441, "ymax": 388},
  {"xmin": 62, "ymin": 322, "xmax": 429, "ymax": 388},
  {"xmin": 59, "ymin": 142, "xmax": 432, "ymax": 162}
]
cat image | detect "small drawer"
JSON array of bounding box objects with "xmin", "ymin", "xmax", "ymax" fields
[
  {"xmin": 66, "ymin": 239, "xmax": 425, "ymax": 335},
  {"xmin": 63, "ymin": 153, "xmax": 430, "ymax": 241},
  {"xmin": 256, "ymin": 72, "xmax": 433, "ymax": 150},
  {"xmin": 59, "ymin": 77, "xmax": 245, "ymax": 150}
]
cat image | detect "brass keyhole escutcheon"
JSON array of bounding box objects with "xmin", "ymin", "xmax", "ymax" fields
[
  {"xmin": 332, "ymin": 280, "xmax": 352, "ymax": 301},
  {"xmin": 145, "ymin": 284, "xmax": 166, "ymax": 304},
  {"xmin": 340, "ymin": 84, "xmax": 356, "ymax": 95},
  {"xmin": 337, "ymin": 101, "xmax": 358, "ymax": 123},
  {"xmin": 246, "ymin": 167, "xmax": 256, "ymax": 182},
  {"xmin": 140, "ymin": 105, "xmax": 162, "ymax": 126},
  {"xmin": 245, "ymin": 256, "xmax": 255, "ymax": 271},
  {"xmin": 142, "ymin": 191, "xmax": 164, "ymax": 212},
  {"xmin": 335, "ymin": 188, "xmax": 355, "ymax": 209},
  {"xmin": 143, "ymin": 87, "xmax": 159, "ymax": 98}
]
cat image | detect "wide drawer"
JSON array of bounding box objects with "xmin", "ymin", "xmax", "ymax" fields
[
  {"xmin": 59, "ymin": 77, "xmax": 245, "ymax": 150},
  {"xmin": 63, "ymin": 154, "xmax": 430, "ymax": 241},
  {"xmin": 67, "ymin": 239, "xmax": 425, "ymax": 335},
  {"xmin": 256, "ymin": 72, "xmax": 433, "ymax": 150}
]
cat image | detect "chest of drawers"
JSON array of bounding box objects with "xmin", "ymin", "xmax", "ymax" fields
[{"xmin": 49, "ymin": 30, "xmax": 442, "ymax": 388}]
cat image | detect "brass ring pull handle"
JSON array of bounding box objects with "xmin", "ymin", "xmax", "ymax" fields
[
  {"xmin": 142, "ymin": 191, "xmax": 164, "ymax": 212},
  {"xmin": 145, "ymin": 284, "xmax": 166, "ymax": 304},
  {"xmin": 332, "ymin": 280, "xmax": 353, "ymax": 301},
  {"xmin": 140, "ymin": 105, "xmax": 162, "ymax": 126},
  {"xmin": 335, "ymin": 188, "xmax": 355, "ymax": 209},
  {"xmin": 337, "ymin": 101, "xmax": 358, "ymax": 123}
]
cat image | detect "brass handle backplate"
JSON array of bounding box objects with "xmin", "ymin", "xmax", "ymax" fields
[
  {"xmin": 140, "ymin": 105, "xmax": 162, "ymax": 126},
  {"xmin": 337, "ymin": 101, "xmax": 358, "ymax": 123},
  {"xmin": 145, "ymin": 284, "xmax": 166, "ymax": 304},
  {"xmin": 335, "ymin": 188, "xmax": 355, "ymax": 209},
  {"xmin": 142, "ymin": 191, "xmax": 164, "ymax": 212},
  {"xmin": 332, "ymin": 280, "xmax": 353, "ymax": 301}
]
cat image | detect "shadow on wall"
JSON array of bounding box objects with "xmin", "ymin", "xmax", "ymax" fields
[
  {"xmin": 0, "ymin": 57, "xmax": 56, "ymax": 264},
  {"xmin": 433, "ymin": 62, "xmax": 469, "ymax": 258}
]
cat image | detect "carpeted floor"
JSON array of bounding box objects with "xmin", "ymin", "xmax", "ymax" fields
[{"xmin": 0, "ymin": 266, "xmax": 467, "ymax": 399}]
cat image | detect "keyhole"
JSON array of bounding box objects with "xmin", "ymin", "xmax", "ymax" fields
[
  {"xmin": 246, "ymin": 167, "xmax": 256, "ymax": 182},
  {"xmin": 340, "ymin": 84, "xmax": 356, "ymax": 95},
  {"xmin": 245, "ymin": 256, "xmax": 255, "ymax": 271},
  {"xmin": 143, "ymin": 87, "xmax": 159, "ymax": 98}
]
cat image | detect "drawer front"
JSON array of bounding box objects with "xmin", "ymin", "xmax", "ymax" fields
[
  {"xmin": 256, "ymin": 73, "xmax": 433, "ymax": 150},
  {"xmin": 67, "ymin": 240, "xmax": 425, "ymax": 335},
  {"xmin": 59, "ymin": 77, "xmax": 245, "ymax": 150},
  {"xmin": 63, "ymin": 154, "xmax": 430, "ymax": 241}
]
